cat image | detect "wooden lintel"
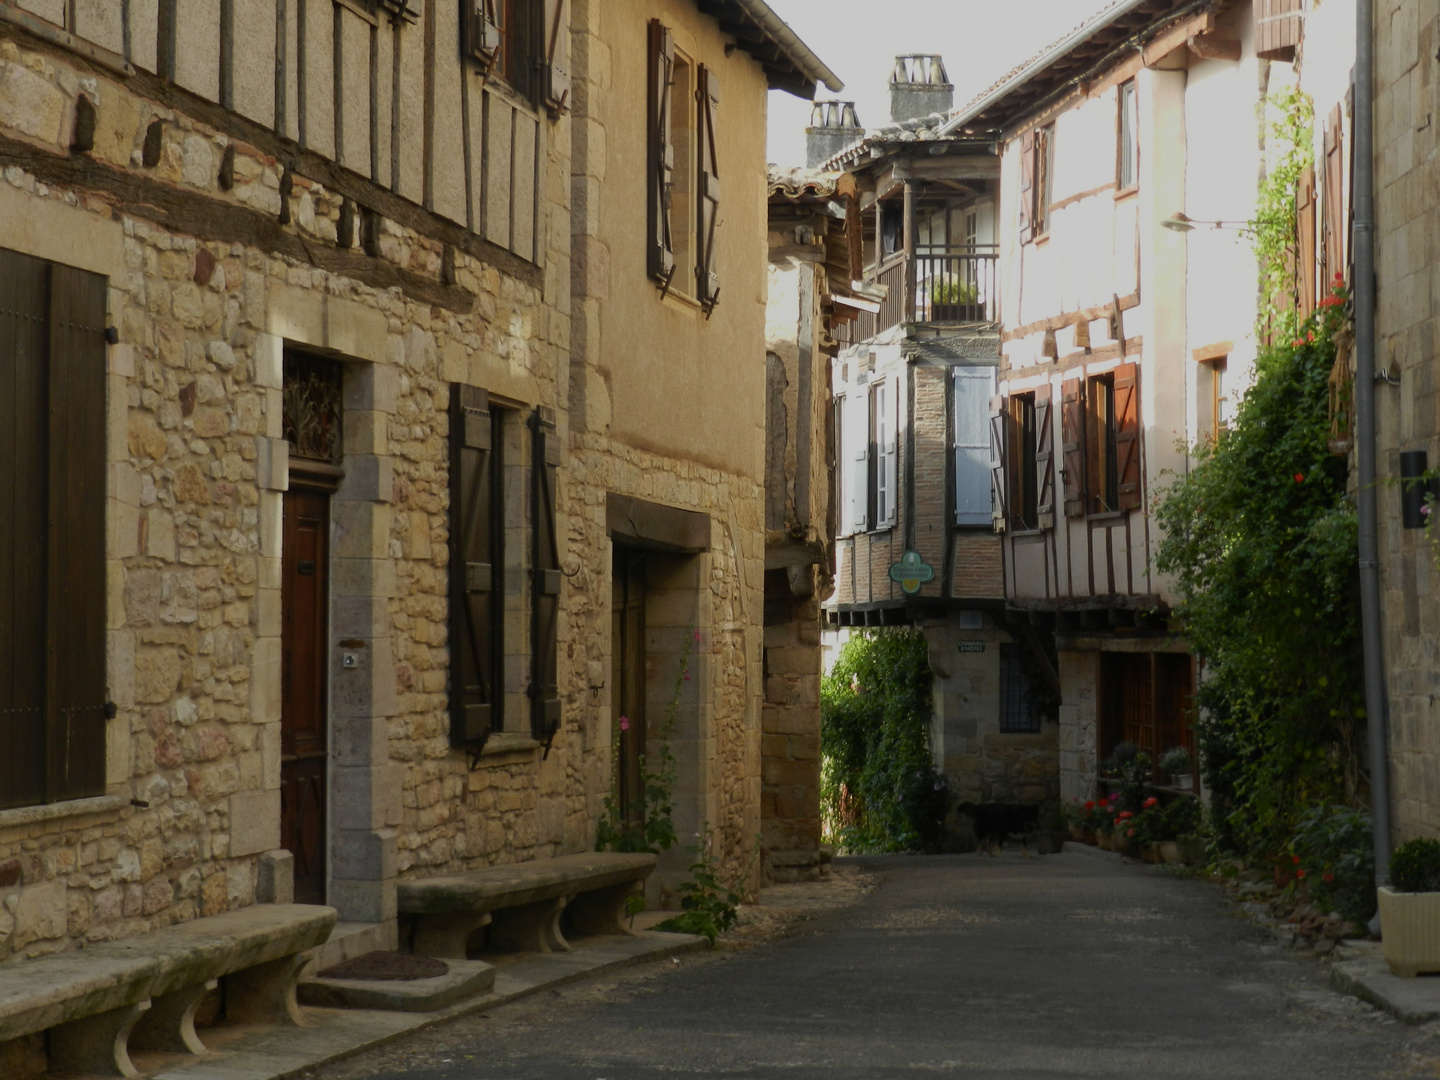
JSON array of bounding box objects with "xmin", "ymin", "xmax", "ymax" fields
[
  {"xmin": 1143, "ymin": 12, "xmax": 1214, "ymax": 67},
  {"xmin": 1053, "ymin": 336, "xmax": 1144, "ymax": 366},
  {"xmin": 1188, "ymin": 34, "xmax": 1242, "ymax": 62},
  {"xmin": 1002, "ymin": 291, "xmax": 1141, "ymax": 343},
  {"xmin": 1192, "ymin": 340, "xmax": 1234, "ymax": 363}
]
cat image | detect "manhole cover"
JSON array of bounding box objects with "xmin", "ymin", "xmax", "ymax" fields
[{"xmin": 319, "ymin": 951, "xmax": 450, "ymax": 981}]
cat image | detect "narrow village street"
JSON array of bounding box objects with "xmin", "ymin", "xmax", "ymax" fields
[{"xmin": 309, "ymin": 855, "xmax": 1436, "ymax": 1080}]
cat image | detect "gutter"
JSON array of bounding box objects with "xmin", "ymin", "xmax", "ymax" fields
[
  {"xmin": 729, "ymin": 0, "xmax": 844, "ymax": 93},
  {"xmin": 1353, "ymin": 0, "xmax": 1392, "ymax": 896}
]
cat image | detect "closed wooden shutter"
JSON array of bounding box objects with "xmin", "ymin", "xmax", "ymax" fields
[
  {"xmin": 1322, "ymin": 107, "xmax": 1345, "ymax": 289},
  {"xmin": 953, "ymin": 367, "xmax": 993, "ymax": 526},
  {"xmin": 448, "ymin": 385, "xmax": 497, "ymax": 751},
  {"xmin": 1034, "ymin": 384, "xmax": 1055, "ymax": 527},
  {"xmin": 647, "ymin": 20, "xmax": 676, "ymax": 284},
  {"xmin": 696, "ymin": 65, "xmax": 721, "ymax": 311},
  {"xmin": 1017, "ymin": 131, "xmax": 1034, "ymax": 242},
  {"xmin": 989, "ymin": 394, "xmax": 1008, "ymax": 532},
  {"xmin": 530, "ymin": 408, "xmax": 561, "ymax": 742},
  {"xmin": 1113, "ymin": 362, "xmax": 1142, "ymax": 511},
  {"xmin": 1255, "ymin": 0, "xmax": 1302, "ymax": 61},
  {"xmin": 848, "ymin": 392, "xmax": 869, "ymax": 533},
  {"xmin": 542, "ymin": 0, "xmax": 570, "ymax": 114},
  {"xmin": 1061, "ymin": 377, "xmax": 1086, "ymax": 518},
  {"xmin": 1297, "ymin": 164, "xmax": 1317, "ymax": 319},
  {"xmin": 465, "ymin": 0, "xmax": 503, "ymax": 75}
]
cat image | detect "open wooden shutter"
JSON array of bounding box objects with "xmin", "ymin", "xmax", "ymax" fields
[
  {"xmin": 696, "ymin": 65, "xmax": 722, "ymax": 311},
  {"xmin": 449, "ymin": 385, "xmax": 496, "ymax": 753},
  {"xmin": 465, "ymin": 0, "xmax": 503, "ymax": 75},
  {"xmin": 989, "ymin": 394, "xmax": 1008, "ymax": 532},
  {"xmin": 542, "ymin": 0, "xmax": 570, "ymax": 114},
  {"xmin": 647, "ymin": 20, "xmax": 676, "ymax": 284},
  {"xmin": 530, "ymin": 408, "xmax": 562, "ymax": 743},
  {"xmin": 1297, "ymin": 164, "xmax": 1317, "ymax": 319},
  {"xmin": 1017, "ymin": 131, "xmax": 1034, "ymax": 242},
  {"xmin": 1255, "ymin": 0, "xmax": 1303, "ymax": 62},
  {"xmin": 1113, "ymin": 362, "xmax": 1142, "ymax": 511},
  {"xmin": 1061, "ymin": 377, "xmax": 1086, "ymax": 518},
  {"xmin": 1322, "ymin": 107, "xmax": 1345, "ymax": 289},
  {"xmin": 1034, "ymin": 384, "xmax": 1055, "ymax": 528}
]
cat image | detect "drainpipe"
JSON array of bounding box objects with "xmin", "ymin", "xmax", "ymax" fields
[{"xmin": 1353, "ymin": 0, "xmax": 1392, "ymax": 897}]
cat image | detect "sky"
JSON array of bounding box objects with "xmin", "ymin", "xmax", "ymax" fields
[{"xmin": 765, "ymin": 0, "xmax": 1117, "ymax": 167}]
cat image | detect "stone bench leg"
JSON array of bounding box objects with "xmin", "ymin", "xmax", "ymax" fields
[
  {"xmin": 224, "ymin": 955, "xmax": 306, "ymax": 1027},
  {"xmin": 569, "ymin": 880, "xmax": 644, "ymax": 937},
  {"xmin": 49, "ymin": 998, "xmax": 150, "ymax": 1078},
  {"xmin": 411, "ymin": 911, "xmax": 492, "ymax": 960},
  {"xmin": 488, "ymin": 896, "xmax": 571, "ymax": 953},
  {"xmin": 130, "ymin": 978, "xmax": 217, "ymax": 1055}
]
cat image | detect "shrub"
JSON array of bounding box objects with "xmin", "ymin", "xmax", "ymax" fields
[
  {"xmin": 1289, "ymin": 804, "xmax": 1375, "ymax": 923},
  {"xmin": 1159, "ymin": 746, "xmax": 1194, "ymax": 775},
  {"xmin": 1390, "ymin": 838, "xmax": 1440, "ymax": 894}
]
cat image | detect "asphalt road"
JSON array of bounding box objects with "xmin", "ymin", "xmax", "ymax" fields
[{"xmin": 313, "ymin": 851, "xmax": 1439, "ymax": 1079}]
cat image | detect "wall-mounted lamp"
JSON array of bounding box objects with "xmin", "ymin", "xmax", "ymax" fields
[{"xmin": 1159, "ymin": 211, "xmax": 1258, "ymax": 233}]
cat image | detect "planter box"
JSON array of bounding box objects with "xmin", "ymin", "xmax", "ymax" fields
[{"xmin": 1379, "ymin": 886, "xmax": 1440, "ymax": 977}]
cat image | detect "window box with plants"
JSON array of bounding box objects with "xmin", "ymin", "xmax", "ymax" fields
[
  {"xmin": 928, "ymin": 279, "xmax": 984, "ymax": 323},
  {"xmin": 1379, "ymin": 838, "xmax": 1440, "ymax": 977}
]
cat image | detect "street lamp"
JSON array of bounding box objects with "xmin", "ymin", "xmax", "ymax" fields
[{"xmin": 1160, "ymin": 211, "xmax": 1272, "ymax": 233}]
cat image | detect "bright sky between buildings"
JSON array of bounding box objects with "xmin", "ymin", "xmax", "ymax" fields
[{"xmin": 766, "ymin": 0, "xmax": 1117, "ymax": 167}]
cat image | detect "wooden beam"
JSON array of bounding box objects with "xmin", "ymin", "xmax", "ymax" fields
[
  {"xmin": 1188, "ymin": 34, "xmax": 1242, "ymax": 62},
  {"xmin": 1002, "ymin": 291, "xmax": 1141, "ymax": 343},
  {"xmin": 1143, "ymin": 12, "xmax": 1213, "ymax": 67}
]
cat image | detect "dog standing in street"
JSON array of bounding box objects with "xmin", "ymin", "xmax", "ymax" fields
[{"xmin": 956, "ymin": 802, "xmax": 1040, "ymax": 856}]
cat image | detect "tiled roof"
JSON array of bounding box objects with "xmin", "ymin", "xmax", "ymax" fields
[{"xmin": 766, "ymin": 166, "xmax": 856, "ymax": 201}]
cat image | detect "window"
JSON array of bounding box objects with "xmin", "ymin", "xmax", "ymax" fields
[
  {"xmin": 648, "ymin": 20, "xmax": 722, "ymax": 310},
  {"xmin": 1059, "ymin": 364, "xmax": 1141, "ymax": 518},
  {"xmin": 840, "ymin": 379, "xmax": 897, "ymax": 535},
  {"xmin": 1087, "ymin": 373, "xmax": 1119, "ymax": 513},
  {"xmin": 1117, "ymin": 81, "xmax": 1139, "ymax": 190},
  {"xmin": 988, "ymin": 384, "xmax": 1054, "ymax": 532},
  {"xmin": 953, "ymin": 367, "xmax": 994, "ymax": 526},
  {"xmin": 465, "ymin": 0, "xmax": 569, "ymax": 112},
  {"xmin": 0, "ymin": 249, "xmax": 109, "ymax": 811},
  {"xmin": 870, "ymin": 379, "xmax": 898, "ymax": 528},
  {"xmin": 1017, "ymin": 123, "xmax": 1055, "ymax": 241},
  {"xmin": 1008, "ymin": 393, "xmax": 1038, "ymax": 530},
  {"xmin": 999, "ymin": 645, "xmax": 1041, "ymax": 734},
  {"xmin": 1199, "ymin": 355, "xmax": 1230, "ymax": 442}
]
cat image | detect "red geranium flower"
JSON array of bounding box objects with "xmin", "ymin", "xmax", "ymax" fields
[
  {"xmin": 1292, "ymin": 854, "xmax": 1301, "ymax": 865},
  {"xmin": 1323, "ymin": 872, "xmax": 1335, "ymax": 883},
  {"xmin": 1294, "ymin": 473, "xmax": 1304, "ymax": 483},
  {"xmin": 1084, "ymin": 801, "xmax": 1095, "ymax": 810},
  {"xmin": 1296, "ymin": 869, "xmax": 1306, "ymax": 879},
  {"xmin": 1143, "ymin": 797, "xmax": 1158, "ymax": 809},
  {"xmin": 1118, "ymin": 811, "xmax": 1134, "ymax": 820}
]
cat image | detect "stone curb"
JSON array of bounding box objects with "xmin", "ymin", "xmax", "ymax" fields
[
  {"xmin": 148, "ymin": 931, "xmax": 708, "ymax": 1080},
  {"xmin": 1328, "ymin": 941, "xmax": 1440, "ymax": 1025}
]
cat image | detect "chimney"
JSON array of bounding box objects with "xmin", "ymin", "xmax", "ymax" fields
[
  {"xmin": 805, "ymin": 100, "xmax": 863, "ymax": 168},
  {"xmin": 889, "ymin": 55, "xmax": 952, "ymax": 124}
]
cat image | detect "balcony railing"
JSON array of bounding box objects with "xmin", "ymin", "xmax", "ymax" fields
[{"xmin": 838, "ymin": 244, "xmax": 999, "ymax": 345}]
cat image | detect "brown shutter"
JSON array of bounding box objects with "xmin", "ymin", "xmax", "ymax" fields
[
  {"xmin": 530, "ymin": 408, "xmax": 562, "ymax": 743},
  {"xmin": 1017, "ymin": 131, "xmax": 1034, "ymax": 242},
  {"xmin": 1322, "ymin": 107, "xmax": 1345, "ymax": 290},
  {"xmin": 867, "ymin": 382, "xmax": 879, "ymax": 530},
  {"xmin": 1034, "ymin": 385, "xmax": 1055, "ymax": 527},
  {"xmin": 1061, "ymin": 377, "xmax": 1086, "ymax": 518},
  {"xmin": 449, "ymin": 385, "xmax": 496, "ymax": 752},
  {"xmin": 1113, "ymin": 362, "xmax": 1142, "ymax": 511},
  {"xmin": 0, "ymin": 250, "xmax": 51, "ymax": 810},
  {"xmin": 1255, "ymin": 0, "xmax": 1303, "ymax": 61},
  {"xmin": 1297, "ymin": 164, "xmax": 1317, "ymax": 319},
  {"xmin": 696, "ymin": 64, "xmax": 721, "ymax": 311},
  {"xmin": 647, "ymin": 20, "xmax": 676, "ymax": 284},
  {"xmin": 542, "ymin": 0, "xmax": 570, "ymax": 114},
  {"xmin": 465, "ymin": 0, "xmax": 503, "ymax": 75},
  {"xmin": 989, "ymin": 394, "xmax": 1008, "ymax": 532}
]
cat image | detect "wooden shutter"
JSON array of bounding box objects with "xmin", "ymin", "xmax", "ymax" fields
[
  {"xmin": 1061, "ymin": 377, "xmax": 1086, "ymax": 518},
  {"xmin": 530, "ymin": 408, "xmax": 561, "ymax": 742},
  {"xmin": 1297, "ymin": 164, "xmax": 1317, "ymax": 319},
  {"xmin": 1034, "ymin": 384, "xmax": 1055, "ymax": 527},
  {"xmin": 647, "ymin": 20, "xmax": 676, "ymax": 284},
  {"xmin": 1017, "ymin": 131, "xmax": 1034, "ymax": 242},
  {"xmin": 953, "ymin": 368, "xmax": 993, "ymax": 526},
  {"xmin": 989, "ymin": 394, "xmax": 1008, "ymax": 532},
  {"xmin": 1113, "ymin": 362, "xmax": 1142, "ymax": 511},
  {"xmin": 696, "ymin": 65, "xmax": 722, "ymax": 311},
  {"xmin": 1255, "ymin": 0, "xmax": 1302, "ymax": 62},
  {"xmin": 1322, "ymin": 107, "xmax": 1345, "ymax": 289},
  {"xmin": 465, "ymin": 0, "xmax": 503, "ymax": 75},
  {"xmin": 449, "ymin": 385, "xmax": 496, "ymax": 751},
  {"xmin": 849, "ymin": 391, "xmax": 869, "ymax": 533},
  {"xmin": 542, "ymin": 0, "xmax": 570, "ymax": 114}
]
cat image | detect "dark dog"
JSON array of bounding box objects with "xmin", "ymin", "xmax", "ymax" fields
[{"xmin": 956, "ymin": 802, "xmax": 1040, "ymax": 856}]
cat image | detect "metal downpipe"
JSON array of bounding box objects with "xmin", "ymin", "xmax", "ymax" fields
[{"xmin": 1354, "ymin": 0, "xmax": 1392, "ymax": 894}]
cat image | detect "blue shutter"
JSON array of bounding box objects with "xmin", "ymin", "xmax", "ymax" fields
[{"xmin": 953, "ymin": 367, "xmax": 994, "ymax": 526}]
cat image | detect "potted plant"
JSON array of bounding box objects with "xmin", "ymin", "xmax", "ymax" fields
[
  {"xmin": 929, "ymin": 279, "xmax": 982, "ymax": 322},
  {"xmin": 1160, "ymin": 746, "xmax": 1195, "ymax": 791},
  {"xmin": 1379, "ymin": 837, "xmax": 1440, "ymax": 977}
]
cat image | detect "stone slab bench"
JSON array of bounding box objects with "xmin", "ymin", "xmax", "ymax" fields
[
  {"xmin": 398, "ymin": 852, "xmax": 657, "ymax": 959},
  {"xmin": 0, "ymin": 902, "xmax": 335, "ymax": 1078}
]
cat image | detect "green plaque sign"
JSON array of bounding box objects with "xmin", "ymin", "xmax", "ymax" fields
[{"xmin": 888, "ymin": 550, "xmax": 934, "ymax": 595}]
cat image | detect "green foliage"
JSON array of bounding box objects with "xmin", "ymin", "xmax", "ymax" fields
[
  {"xmin": 1155, "ymin": 291, "xmax": 1361, "ymax": 860},
  {"xmin": 1159, "ymin": 746, "xmax": 1195, "ymax": 775},
  {"xmin": 1289, "ymin": 804, "xmax": 1375, "ymax": 923},
  {"xmin": 1254, "ymin": 86, "xmax": 1314, "ymax": 343},
  {"xmin": 1390, "ymin": 838, "xmax": 1440, "ymax": 894},
  {"xmin": 931, "ymin": 279, "xmax": 979, "ymax": 306},
  {"xmin": 652, "ymin": 831, "xmax": 749, "ymax": 946},
  {"xmin": 820, "ymin": 628, "xmax": 948, "ymax": 852}
]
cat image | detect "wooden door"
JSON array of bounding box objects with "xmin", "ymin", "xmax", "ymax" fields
[
  {"xmin": 281, "ymin": 486, "xmax": 330, "ymax": 905},
  {"xmin": 611, "ymin": 552, "xmax": 647, "ymax": 827}
]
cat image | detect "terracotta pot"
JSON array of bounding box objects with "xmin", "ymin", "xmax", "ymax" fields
[
  {"xmin": 1096, "ymin": 832, "xmax": 1114, "ymax": 851},
  {"xmin": 1159, "ymin": 841, "xmax": 1183, "ymax": 864},
  {"xmin": 1083, "ymin": 831, "xmax": 1098, "ymax": 846},
  {"xmin": 1069, "ymin": 825, "xmax": 1086, "ymax": 841},
  {"xmin": 1142, "ymin": 844, "xmax": 1163, "ymax": 864},
  {"xmin": 1379, "ymin": 887, "xmax": 1440, "ymax": 977}
]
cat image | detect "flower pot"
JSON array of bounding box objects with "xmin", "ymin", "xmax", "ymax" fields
[
  {"xmin": 1069, "ymin": 825, "xmax": 1086, "ymax": 841},
  {"xmin": 1082, "ymin": 831, "xmax": 1097, "ymax": 846},
  {"xmin": 1171, "ymin": 773, "xmax": 1194, "ymax": 791},
  {"xmin": 1159, "ymin": 841, "xmax": 1183, "ymax": 864},
  {"xmin": 1378, "ymin": 886, "xmax": 1440, "ymax": 977},
  {"xmin": 1142, "ymin": 844, "xmax": 1163, "ymax": 864},
  {"xmin": 1096, "ymin": 832, "xmax": 1114, "ymax": 851}
]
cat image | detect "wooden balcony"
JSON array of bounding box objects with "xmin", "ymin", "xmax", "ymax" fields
[{"xmin": 838, "ymin": 244, "xmax": 998, "ymax": 344}]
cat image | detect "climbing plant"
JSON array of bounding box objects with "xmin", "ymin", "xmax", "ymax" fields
[
  {"xmin": 1254, "ymin": 85, "xmax": 1314, "ymax": 345},
  {"xmin": 820, "ymin": 628, "xmax": 949, "ymax": 853}
]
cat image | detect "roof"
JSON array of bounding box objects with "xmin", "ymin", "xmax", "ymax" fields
[
  {"xmin": 766, "ymin": 166, "xmax": 857, "ymax": 202},
  {"xmin": 693, "ymin": 0, "xmax": 843, "ymax": 99}
]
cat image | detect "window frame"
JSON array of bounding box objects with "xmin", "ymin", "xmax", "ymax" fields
[
  {"xmin": 953, "ymin": 366, "xmax": 995, "ymax": 527},
  {"xmin": 999, "ymin": 644, "xmax": 1042, "ymax": 735},
  {"xmin": 1034, "ymin": 123, "xmax": 1056, "ymax": 238},
  {"xmin": 870, "ymin": 378, "xmax": 898, "ymax": 530},
  {"xmin": 1086, "ymin": 372, "xmax": 1120, "ymax": 515},
  {"xmin": 1117, "ymin": 80, "xmax": 1139, "ymax": 193}
]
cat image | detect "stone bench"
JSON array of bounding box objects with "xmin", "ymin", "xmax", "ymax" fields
[
  {"xmin": 398, "ymin": 852, "xmax": 657, "ymax": 959},
  {"xmin": 0, "ymin": 902, "xmax": 335, "ymax": 1077}
]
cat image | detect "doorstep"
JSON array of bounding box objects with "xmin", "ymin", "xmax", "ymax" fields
[
  {"xmin": 147, "ymin": 931, "xmax": 706, "ymax": 1080},
  {"xmin": 1329, "ymin": 940, "xmax": 1440, "ymax": 1024}
]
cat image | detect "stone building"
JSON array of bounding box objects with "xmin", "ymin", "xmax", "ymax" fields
[{"xmin": 0, "ymin": 0, "xmax": 837, "ymax": 1008}]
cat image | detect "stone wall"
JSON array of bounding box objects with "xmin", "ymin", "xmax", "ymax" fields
[{"xmin": 1056, "ymin": 649, "xmax": 1100, "ymax": 804}]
